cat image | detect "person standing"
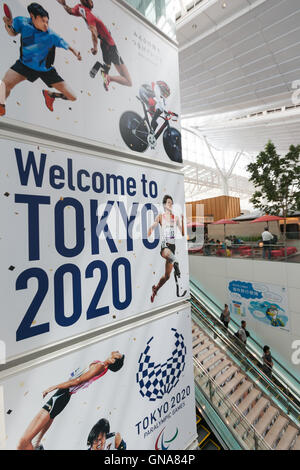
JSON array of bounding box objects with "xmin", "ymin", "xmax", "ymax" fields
[
  {"xmin": 262, "ymin": 345, "xmax": 273, "ymax": 380},
  {"xmin": 204, "ymin": 233, "xmax": 210, "ymax": 256},
  {"xmin": 225, "ymin": 237, "xmax": 232, "ymax": 257},
  {"xmin": 236, "ymin": 320, "xmax": 248, "ymax": 350},
  {"xmin": 220, "ymin": 304, "xmax": 230, "ymax": 330},
  {"xmin": 261, "ymin": 227, "xmax": 274, "ymax": 260}
]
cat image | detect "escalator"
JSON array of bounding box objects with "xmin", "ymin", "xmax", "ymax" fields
[
  {"xmin": 190, "ymin": 278, "xmax": 300, "ymax": 405},
  {"xmin": 191, "ymin": 281, "xmax": 300, "ymax": 450},
  {"xmin": 196, "ymin": 410, "xmax": 222, "ymax": 450}
]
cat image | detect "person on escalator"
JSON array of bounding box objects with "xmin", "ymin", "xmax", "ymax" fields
[
  {"xmin": 262, "ymin": 345, "xmax": 273, "ymax": 380},
  {"xmin": 220, "ymin": 304, "xmax": 230, "ymax": 330},
  {"xmin": 236, "ymin": 320, "xmax": 249, "ymax": 351}
]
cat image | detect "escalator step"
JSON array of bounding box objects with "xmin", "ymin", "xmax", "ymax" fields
[
  {"xmin": 221, "ymin": 373, "xmax": 245, "ymax": 396},
  {"xmin": 192, "ymin": 335, "xmax": 205, "ymax": 348},
  {"xmin": 264, "ymin": 415, "xmax": 288, "ymax": 448},
  {"xmin": 215, "ymin": 366, "xmax": 238, "ymax": 386},
  {"xmin": 200, "ymin": 439, "xmax": 221, "ymax": 450},
  {"xmin": 203, "ymin": 352, "xmax": 225, "ymax": 371},
  {"xmin": 197, "ymin": 424, "xmax": 211, "ymax": 446},
  {"xmin": 291, "ymin": 435, "xmax": 300, "ymax": 450},
  {"xmin": 210, "ymin": 360, "xmax": 232, "ymax": 379},
  {"xmin": 230, "ymin": 380, "xmax": 252, "ymax": 404},
  {"xmin": 194, "ymin": 340, "xmax": 212, "ymax": 356},
  {"xmin": 199, "ymin": 347, "xmax": 219, "ymax": 363},
  {"xmin": 276, "ymin": 425, "xmax": 299, "ymax": 450},
  {"xmin": 254, "ymin": 405, "xmax": 278, "ymax": 436},
  {"xmin": 246, "ymin": 397, "xmax": 269, "ymax": 425},
  {"xmin": 237, "ymin": 389, "xmax": 260, "ymax": 415}
]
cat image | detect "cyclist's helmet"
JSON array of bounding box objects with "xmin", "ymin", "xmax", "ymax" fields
[
  {"xmin": 139, "ymin": 83, "xmax": 155, "ymax": 103},
  {"xmin": 157, "ymin": 81, "xmax": 170, "ymax": 98}
]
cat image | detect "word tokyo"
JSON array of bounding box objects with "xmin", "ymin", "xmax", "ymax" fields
[{"xmin": 12, "ymin": 148, "xmax": 163, "ymax": 341}]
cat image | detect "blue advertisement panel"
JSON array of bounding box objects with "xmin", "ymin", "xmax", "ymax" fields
[{"xmin": 228, "ymin": 279, "xmax": 289, "ymax": 331}]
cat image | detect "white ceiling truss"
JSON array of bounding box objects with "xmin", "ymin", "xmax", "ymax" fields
[
  {"xmin": 185, "ymin": 105, "xmax": 300, "ymax": 154},
  {"xmin": 183, "ymin": 159, "xmax": 254, "ymax": 200},
  {"xmin": 182, "ymin": 127, "xmax": 255, "ymax": 201},
  {"xmin": 176, "ymin": 0, "xmax": 300, "ymax": 204},
  {"xmin": 177, "ymin": 0, "xmax": 300, "ymax": 118}
]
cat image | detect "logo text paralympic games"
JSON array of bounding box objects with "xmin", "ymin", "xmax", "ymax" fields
[
  {"xmin": 136, "ymin": 328, "xmax": 186, "ymax": 401},
  {"xmin": 155, "ymin": 426, "xmax": 179, "ymax": 450}
]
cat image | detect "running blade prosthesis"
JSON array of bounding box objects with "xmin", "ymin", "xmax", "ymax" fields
[
  {"xmin": 89, "ymin": 61, "xmax": 102, "ymax": 78},
  {"xmin": 90, "ymin": 61, "xmax": 110, "ymax": 78},
  {"xmin": 174, "ymin": 270, "xmax": 187, "ymax": 298}
]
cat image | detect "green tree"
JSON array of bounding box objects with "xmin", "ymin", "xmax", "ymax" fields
[{"xmin": 247, "ymin": 141, "xmax": 300, "ymax": 250}]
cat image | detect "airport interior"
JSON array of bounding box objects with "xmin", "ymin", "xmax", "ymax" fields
[{"xmin": 0, "ymin": 0, "xmax": 299, "ymax": 452}]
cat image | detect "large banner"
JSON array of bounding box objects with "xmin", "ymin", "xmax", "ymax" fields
[
  {"xmin": 0, "ymin": 0, "xmax": 182, "ymax": 164},
  {"xmin": 1, "ymin": 307, "xmax": 197, "ymax": 450},
  {"xmin": 0, "ymin": 139, "xmax": 189, "ymax": 360},
  {"xmin": 228, "ymin": 279, "xmax": 289, "ymax": 332}
]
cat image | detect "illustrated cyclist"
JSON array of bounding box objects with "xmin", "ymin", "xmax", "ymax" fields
[
  {"xmin": 87, "ymin": 418, "xmax": 126, "ymax": 450},
  {"xmin": 147, "ymin": 195, "xmax": 184, "ymax": 303},
  {"xmin": 56, "ymin": 0, "xmax": 132, "ymax": 91},
  {"xmin": 17, "ymin": 351, "xmax": 125, "ymax": 450},
  {"xmin": 139, "ymin": 80, "xmax": 170, "ymax": 132},
  {"xmin": 0, "ymin": 3, "xmax": 82, "ymax": 116}
]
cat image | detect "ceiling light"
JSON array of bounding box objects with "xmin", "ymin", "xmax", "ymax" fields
[{"xmin": 222, "ymin": 1, "xmax": 227, "ymax": 7}]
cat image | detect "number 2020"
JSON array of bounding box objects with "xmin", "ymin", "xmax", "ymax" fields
[{"xmin": 15, "ymin": 258, "xmax": 132, "ymax": 341}]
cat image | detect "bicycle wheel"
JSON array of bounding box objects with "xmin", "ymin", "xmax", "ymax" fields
[
  {"xmin": 163, "ymin": 127, "xmax": 182, "ymax": 163},
  {"xmin": 119, "ymin": 111, "xmax": 149, "ymax": 153}
]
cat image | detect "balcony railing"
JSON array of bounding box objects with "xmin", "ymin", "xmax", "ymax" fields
[{"xmin": 188, "ymin": 237, "xmax": 300, "ymax": 263}]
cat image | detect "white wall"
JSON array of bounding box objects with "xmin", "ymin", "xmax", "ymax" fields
[{"xmin": 189, "ymin": 256, "xmax": 300, "ymax": 378}]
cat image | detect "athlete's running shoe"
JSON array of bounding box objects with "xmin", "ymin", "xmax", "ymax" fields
[
  {"xmin": 0, "ymin": 103, "xmax": 5, "ymax": 116},
  {"xmin": 173, "ymin": 262, "xmax": 181, "ymax": 278},
  {"xmin": 34, "ymin": 445, "xmax": 45, "ymax": 450},
  {"xmin": 101, "ymin": 71, "xmax": 110, "ymax": 91},
  {"xmin": 42, "ymin": 90, "xmax": 55, "ymax": 112},
  {"xmin": 151, "ymin": 285, "xmax": 157, "ymax": 303},
  {"xmin": 100, "ymin": 63, "xmax": 110, "ymax": 75}
]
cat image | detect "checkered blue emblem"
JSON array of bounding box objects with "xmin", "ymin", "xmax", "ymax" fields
[{"xmin": 136, "ymin": 328, "xmax": 186, "ymax": 401}]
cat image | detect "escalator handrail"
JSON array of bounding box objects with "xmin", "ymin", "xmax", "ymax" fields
[
  {"xmin": 190, "ymin": 278, "xmax": 300, "ymax": 389},
  {"xmin": 193, "ymin": 355, "xmax": 273, "ymax": 450},
  {"xmin": 191, "ymin": 300, "xmax": 300, "ymax": 423}
]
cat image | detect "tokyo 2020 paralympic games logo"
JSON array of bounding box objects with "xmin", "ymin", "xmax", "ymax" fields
[
  {"xmin": 136, "ymin": 328, "xmax": 186, "ymax": 401},
  {"xmin": 155, "ymin": 426, "xmax": 179, "ymax": 450}
]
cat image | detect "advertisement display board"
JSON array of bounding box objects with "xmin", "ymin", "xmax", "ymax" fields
[
  {"xmin": 1, "ymin": 306, "xmax": 196, "ymax": 450},
  {"xmin": 0, "ymin": 0, "xmax": 182, "ymax": 164},
  {"xmin": 0, "ymin": 138, "xmax": 189, "ymax": 360},
  {"xmin": 228, "ymin": 279, "xmax": 289, "ymax": 331}
]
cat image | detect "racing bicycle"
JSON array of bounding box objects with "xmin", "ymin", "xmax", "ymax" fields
[{"xmin": 119, "ymin": 96, "xmax": 182, "ymax": 163}]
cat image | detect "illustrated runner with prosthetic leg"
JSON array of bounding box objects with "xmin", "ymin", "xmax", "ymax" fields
[
  {"xmin": 148, "ymin": 195, "xmax": 186, "ymax": 303},
  {"xmin": 56, "ymin": 0, "xmax": 132, "ymax": 91},
  {"xmin": 17, "ymin": 351, "xmax": 125, "ymax": 450},
  {"xmin": 0, "ymin": 3, "xmax": 81, "ymax": 116}
]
